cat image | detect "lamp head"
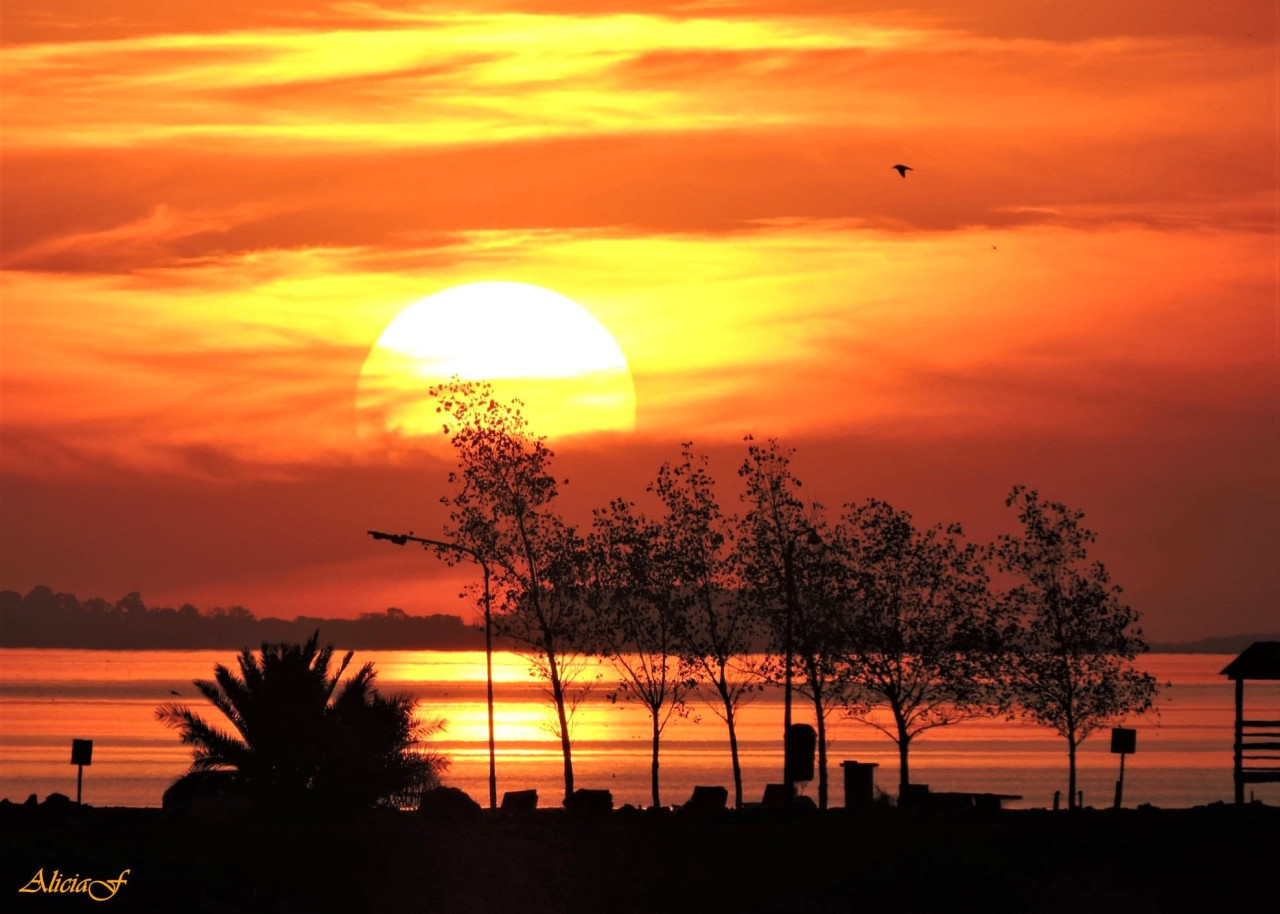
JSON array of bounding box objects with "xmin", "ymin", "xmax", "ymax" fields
[
  {"xmin": 804, "ymin": 528, "xmax": 825, "ymax": 556},
  {"xmin": 368, "ymin": 530, "xmax": 410, "ymax": 546}
]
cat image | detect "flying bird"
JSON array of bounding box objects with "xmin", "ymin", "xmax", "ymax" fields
[
  {"xmin": 168, "ymin": 690, "xmax": 181, "ymax": 696},
  {"xmin": 892, "ymin": 164, "xmax": 913, "ymax": 178}
]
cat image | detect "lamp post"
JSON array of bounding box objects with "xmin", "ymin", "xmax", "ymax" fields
[
  {"xmin": 368, "ymin": 529, "xmax": 497, "ymax": 811},
  {"xmin": 781, "ymin": 526, "xmax": 824, "ymax": 795}
]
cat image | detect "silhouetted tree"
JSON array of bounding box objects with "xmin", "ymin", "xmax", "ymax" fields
[
  {"xmin": 660, "ymin": 444, "xmax": 762, "ymax": 809},
  {"xmin": 432, "ymin": 378, "xmax": 590, "ymax": 802},
  {"xmin": 116, "ymin": 591, "xmax": 147, "ymax": 618},
  {"xmin": 586, "ymin": 498, "xmax": 695, "ymax": 808},
  {"xmin": 994, "ymin": 486, "xmax": 1159, "ymax": 810},
  {"xmin": 831, "ymin": 499, "xmax": 1005, "ymax": 798},
  {"xmin": 24, "ymin": 585, "xmax": 59, "ymax": 615},
  {"xmin": 156, "ymin": 632, "xmax": 445, "ymax": 811},
  {"xmin": 736, "ymin": 437, "xmax": 843, "ymax": 808}
]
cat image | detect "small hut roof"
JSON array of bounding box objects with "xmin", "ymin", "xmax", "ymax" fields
[{"xmin": 1220, "ymin": 641, "xmax": 1280, "ymax": 680}]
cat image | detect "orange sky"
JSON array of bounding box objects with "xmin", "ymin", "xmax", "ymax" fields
[{"xmin": 2, "ymin": 1, "xmax": 1276, "ymax": 641}]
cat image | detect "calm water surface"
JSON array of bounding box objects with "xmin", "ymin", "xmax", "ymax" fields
[{"xmin": 1, "ymin": 649, "xmax": 1276, "ymax": 809}]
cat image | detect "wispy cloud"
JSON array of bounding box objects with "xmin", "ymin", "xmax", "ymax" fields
[{"xmin": 6, "ymin": 10, "xmax": 1270, "ymax": 152}]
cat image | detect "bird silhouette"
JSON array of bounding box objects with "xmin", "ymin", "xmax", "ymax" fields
[
  {"xmin": 892, "ymin": 164, "xmax": 913, "ymax": 177},
  {"xmin": 168, "ymin": 690, "xmax": 181, "ymax": 696}
]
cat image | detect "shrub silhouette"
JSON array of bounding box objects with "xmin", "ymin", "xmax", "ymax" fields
[{"xmin": 157, "ymin": 631, "xmax": 446, "ymax": 811}]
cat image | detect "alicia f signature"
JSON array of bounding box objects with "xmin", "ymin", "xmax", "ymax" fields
[{"xmin": 18, "ymin": 868, "xmax": 130, "ymax": 901}]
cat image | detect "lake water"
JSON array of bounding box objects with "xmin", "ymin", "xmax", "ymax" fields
[{"xmin": 1, "ymin": 649, "xmax": 1276, "ymax": 810}]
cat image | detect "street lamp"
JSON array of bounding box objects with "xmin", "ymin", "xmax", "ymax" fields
[
  {"xmin": 368, "ymin": 529, "xmax": 498, "ymax": 811},
  {"xmin": 781, "ymin": 525, "xmax": 824, "ymax": 795}
]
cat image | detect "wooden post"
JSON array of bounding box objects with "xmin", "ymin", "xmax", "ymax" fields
[{"xmin": 1234, "ymin": 677, "xmax": 1244, "ymax": 805}]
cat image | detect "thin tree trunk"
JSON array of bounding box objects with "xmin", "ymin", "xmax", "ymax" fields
[
  {"xmin": 1068, "ymin": 737, "xmax": 1077, "ymax": 811},
  {"xmin": 724, "ymin": 694, "xmax": 743, "ymax": 809},
  {"xmin": 816, "ymin": 717, "xmax": 828, "ymax": 809},
  {"xmin": 545, "ymin": 645, "xmax": 574, "ymax": 801},
  {"xmin": 897, "ymin": 720, "xmax": 912, "ymax": 799},
  {"xmin": 812, "ymin": 689, "xmax": 828, "ymax": 809},
  {"xmin": 516, "ymin": 515, "xmax": 573, "ymax": 800},
  {"xmin": 650, "ymin": 710, "xmax": 661, "ymax": 808}
]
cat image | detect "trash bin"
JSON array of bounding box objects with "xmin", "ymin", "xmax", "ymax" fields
[
  {"xmin": 841, "ymin": 761, "xmax": 879, "ymax": 811},
  {"xmin": 785, "ymin": 724, "xmax": 816, "ymax": 783}
]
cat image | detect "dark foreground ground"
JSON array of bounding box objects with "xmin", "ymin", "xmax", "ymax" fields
[{"xmin": 3, "ymin": 802, "xmax": 1276, "ymax": 914}]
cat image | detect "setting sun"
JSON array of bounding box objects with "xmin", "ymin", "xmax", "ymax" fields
[{"xmin": 356, "ymin": 282, "xmax": 636, "ymax": 444}]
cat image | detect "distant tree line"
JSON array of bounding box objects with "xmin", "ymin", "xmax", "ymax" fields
[
  {"xmin": 430, "ymin": 380, "xmax": 1160, "ymax": 812},
  {"xmin": 0, "ymin": 587, "xmax": 486, "ymax": 651}
]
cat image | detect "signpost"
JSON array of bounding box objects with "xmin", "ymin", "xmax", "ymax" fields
[
  {"xmin": 70, "ymin": 739, "xmax": 93, "ymax": 805},
  {"xmin": 1111, "ymin": 727, "xmax": 1136, "ymax": 809}
]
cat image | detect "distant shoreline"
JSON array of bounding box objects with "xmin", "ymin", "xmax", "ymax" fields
[
  {"xmin": 4, "ymin": 587, "xmax": 1275, "ymax": 654},
  {"xmin": 1146, "ymin": 633, "xmax": 1280, "ymax": 654},
  {"xmin": 0, "ymin": 587, "xmax": 496, "ymax": 651}
]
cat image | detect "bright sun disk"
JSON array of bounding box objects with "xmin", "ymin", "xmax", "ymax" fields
[{"xmin": 357, "ymin": 281, "xmax": 636, "ymax": 444}]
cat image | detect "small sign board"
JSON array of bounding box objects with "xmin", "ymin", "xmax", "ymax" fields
[
  {"xmin": 71, "ymin": 739, "xmax": 93, "ymax": 766},
  {"xmin": 1110, "ymin": 727, "xmax": 1136, "ymax": 755}
]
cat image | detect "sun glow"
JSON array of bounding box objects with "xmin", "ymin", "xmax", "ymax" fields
[{"xmin": 357, "ymin": 282, "xmax": 636, "ymax": 443}]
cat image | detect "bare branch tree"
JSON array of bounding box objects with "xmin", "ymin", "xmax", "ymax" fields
[
  {"xmin": 586, "ymin": 498, "xmax": 696, "ymax": 807},
  {"xmin": 994, "ymin": 485, "xmax": 1159, "ymax": 810},
  {"xmin": 432, "ymin": 378, "xmax": 589, "ymax": 802},
  {"xmin": 657, "ymin": 443, "xmax": 763, "ymax": 809},
  {"xmin": 736, "ymin": 436, "xmax": 844, "ymax": 809},
  {"xmin": 831, "ymin": 499, "xmax": 1004, "ymax": 798}
]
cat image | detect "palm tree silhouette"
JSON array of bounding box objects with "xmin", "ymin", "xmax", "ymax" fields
[
  {"xmin": 319, "ymin": 660, "xmax": 447, "ymax": 810},
  {"xmin": 157, "ymin": 632, "xmax": 446, "ymax": 811}
]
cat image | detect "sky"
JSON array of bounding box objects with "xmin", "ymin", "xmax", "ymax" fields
[{"xmin": 2, "ymin": 1, "xmax": 1276, "ymax": 642}]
